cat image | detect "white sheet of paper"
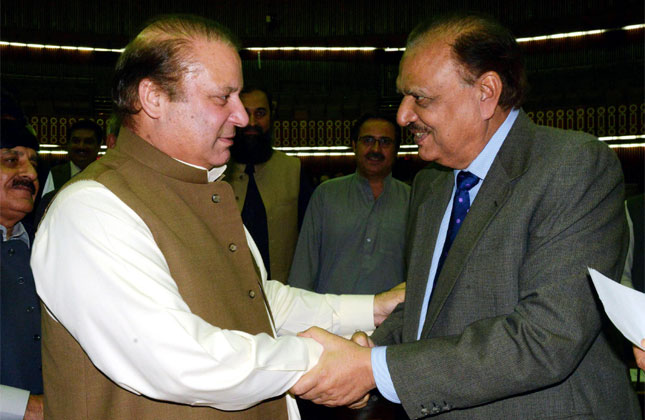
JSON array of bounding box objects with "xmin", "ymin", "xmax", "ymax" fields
[{"xmin": 588, "ymin": 267, "xmax": 645, "ymax": 350}]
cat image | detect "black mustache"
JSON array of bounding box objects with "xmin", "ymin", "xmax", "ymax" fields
[
  {"xmin": 12, "ymin": 177, "xmax": 36, "ymax": 194},
  {"xmin": 408, "ymin": 123, "xmax": 429, "ymax": 133},
  {"xmin": 240, "ymin": 125, "xmax": 264, "ymax": 135},
  {"xmin": 365, "ymin": 152, "xmax": 385, "ymax": 161}
]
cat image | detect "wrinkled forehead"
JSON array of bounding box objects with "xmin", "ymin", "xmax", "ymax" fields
[{"xmin": 1, "ymin": 146, "xmax": 37, "ymax": 159}]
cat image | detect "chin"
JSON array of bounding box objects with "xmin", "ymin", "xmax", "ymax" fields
[{"xmin": 211, "ymin": 153, "xmax": 231, "ymax": 168}]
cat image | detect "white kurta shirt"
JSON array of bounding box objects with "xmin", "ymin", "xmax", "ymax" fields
[{"xmin": 31, "ymin": 176, "xmax": 374, "ymax": 419}]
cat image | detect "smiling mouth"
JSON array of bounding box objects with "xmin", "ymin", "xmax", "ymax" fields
[
  {"xmin": 412, "ymin": 131, "xmax": 430, "ymax": 145},
  {"xmin": 365, "ymin": 152, "xmax": 385, "ymax": 162}
]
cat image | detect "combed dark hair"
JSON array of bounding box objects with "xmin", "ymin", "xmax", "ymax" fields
[
  {"xmin": 240, "ymin": 86, "xmax": 274, "ymax": 113},
  {"xmin": 69, "ymin": 119, "xmax": 104, "ymax": 143},
  {"xmin": 112, "ymin": 14, "xmax": 240, "ymax": 127},
  {"xmin": 351, "ymin": 112, "xmax": 401, "ymax": 148},
  {"xmin": 407, "ymin": 12, "xmax": 527, "ymax": 109}
]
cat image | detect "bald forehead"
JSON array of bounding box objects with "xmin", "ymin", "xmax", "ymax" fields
[
  {"xmin": 185, "ymin": 38, "xmax": 243, "ymax": 87},
  {"xmin": 404, "ymin": 33, "xmax": 455, "ymax": 64},
  {"xmin": 397, "ymin": 38, "xmax": 456, "ymax": 91}
]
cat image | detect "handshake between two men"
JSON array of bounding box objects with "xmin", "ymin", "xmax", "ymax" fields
[{"xmin": 291, "ymin": 282, "xmax": 406, "ymax": 409}]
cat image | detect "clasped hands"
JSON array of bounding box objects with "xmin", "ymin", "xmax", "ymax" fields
[{"xmin": 290, "ymin": 282, "xmax": 405, "ymax": 408}]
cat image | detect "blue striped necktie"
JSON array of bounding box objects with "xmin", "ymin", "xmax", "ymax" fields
[{"xmin": 435, "ymin": 171, "xmax": 480, "ymax": 280}]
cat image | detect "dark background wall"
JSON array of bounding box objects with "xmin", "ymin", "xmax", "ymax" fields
[
  {"xmin": 2, "ymin": 0, "xmax": 643, "ymax": 118},
  {"xmin": 2, "ymin": 0, "xmax": 643, "ymax": 189}
]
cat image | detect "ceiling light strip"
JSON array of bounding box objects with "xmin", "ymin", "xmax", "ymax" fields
[
  {"xmin": 609, "ymin": 143, "xmax": 645, "ymax": 148},
  {"xmin": 3, "ymin": 24, "xmax": 642, "ymax": 54},
  {"xmin": 274, "ymin": 146, "xmax": 350, "ymax": 151},
  {"xmin": 0, "ymin": 41, "xmax": 124, "ymax": 53},
  {"xmin": 598, "ymin": 134, "xmax": 645, "ymax": 141},
  {"xmin": 37, "ymin": 134, "xmax": 645, "ymax": 155}
]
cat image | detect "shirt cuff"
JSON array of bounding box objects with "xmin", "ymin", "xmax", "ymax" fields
[
  {"xmin": 337, "ymin": 293, "xmax": 375, "ymax": 334},
  {"xmin": 0, "ymin": 385, "xmax": 30, "ymax": 420},
  {"xmin": 371, "ymin": 346, "xmax": 401, "ymax": 403}
]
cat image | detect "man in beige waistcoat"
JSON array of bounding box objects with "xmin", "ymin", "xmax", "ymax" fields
[
  {"xmin": 31, "ymin": 15, "xmax": 402, "ymax": 420},
  {"xmin": 225, "ymin": 87, "xmax": 313, "ymax": 283}
]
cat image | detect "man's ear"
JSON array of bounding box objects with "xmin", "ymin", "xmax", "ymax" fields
[
  {"xmin": 477, "ymin": 71, "xmax": 503, "ymax": 120},
  {"xmin": 138, "ymin": 78, "xmax": 165, "ymax": 119}
]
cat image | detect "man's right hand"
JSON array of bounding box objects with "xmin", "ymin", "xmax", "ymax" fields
[
  {"xmin": 347, "ymin": 330, "xmax": 376, "ymax": 409},
  {"xmin": 25, "ymin": 394, "xmax": 43, "ymax": 420}
]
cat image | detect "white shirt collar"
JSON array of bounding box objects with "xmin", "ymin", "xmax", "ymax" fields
[
  {"xmin": 0, "ymin": 221, "xmax": 30, "ymax": 247},
  {"xmin": 463, "ymin": 108, "xmax": 519, "ymax": 181},
  {"xmin": 173, "ymin": 159, "xmax": 227, "ymax": 183}
]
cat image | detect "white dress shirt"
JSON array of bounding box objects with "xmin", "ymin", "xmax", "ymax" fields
[{"xmin": 31, "ymin": 177, "xmax": 375, "ymax": 419}]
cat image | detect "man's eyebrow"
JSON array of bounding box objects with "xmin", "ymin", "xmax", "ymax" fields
[
  {"xmin": 397, "ymin": 87, "xmax": 416, "ymax": 96},
  {"xmin": 221, "ymin": 86, "xmax": 239, "ymax": 94}
]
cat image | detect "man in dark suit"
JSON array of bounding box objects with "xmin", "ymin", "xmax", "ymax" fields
[
  {"xmin": 0, "ymin": 119, "xmax": 43, "ymax": 420},
  {"xmin": 291, "ymin": 13, "xmax": 641, "ymax": 419},
  {"xmin": 40, "ymin": 119, "xmax": 103, "ymax": 196}
]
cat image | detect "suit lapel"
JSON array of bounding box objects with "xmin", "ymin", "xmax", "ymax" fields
[
  {"xmin": 403, "ymin": 169, "xmax": 453, "ymax": 342},
  {"xmin": 419, "ymin": 111, "xmax": 534, "ymax": 337}
]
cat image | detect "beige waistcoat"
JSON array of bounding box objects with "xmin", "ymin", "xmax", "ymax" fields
[
  {"xmin": 225, "ymin": 151, "xmax": 300, "ymax": 283},
  {"xmin": 41, "ymin": 128, "xmax": 288, "ymax": 420}
]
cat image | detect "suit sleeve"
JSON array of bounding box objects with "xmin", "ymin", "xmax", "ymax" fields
[
  {"xmin": 386, "ymin": 139, "xmax": 628, "ymax": 416},
  {"xmin": 370, "ymin": 301, "xmax": 405, "ymax": 345}
]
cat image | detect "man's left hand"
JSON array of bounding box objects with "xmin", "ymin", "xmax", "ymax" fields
[
  {"xmin": 291, "ymin": 327, "xmax": 375, "ymax": 407},
  {"xmin": 373, "ymin": 282, "xmax": 405, "ymax": 326}
]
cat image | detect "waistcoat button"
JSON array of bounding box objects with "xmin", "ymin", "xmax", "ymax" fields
[
  {"xmin": 26, "ymin": 306, "xmax": 35, "ymax": 313},
  {"xmin": 228, "ymin": 243, "xmax": 238, "ymax": 252},
  {"xmin": 18, "ymin": 276, "xmax": 24, "ymax": 284},
  {"xmin": 8, "ymin": 248, "xmax": 15, "ymax": 256},
  {"xmin": 248, "ymin": 290, "xmax": 256, "ymax": 298},
  {"xmin": 211, "ymin": 194, "xmax": 220, "ymax": 203}
]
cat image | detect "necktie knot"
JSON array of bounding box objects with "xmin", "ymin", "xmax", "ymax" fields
[
  {"xmin": 456, "ymin": 171, "xmax": 479, "ymax": 192},
  {"xmin": 244, "ymin": 164, "xmax": 255, "ymax": 175}
]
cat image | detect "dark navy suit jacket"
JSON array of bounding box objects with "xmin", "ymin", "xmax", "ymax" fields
[{"xmin": 1, "ymin": 237, "xmax": 43, "ymax": 394}]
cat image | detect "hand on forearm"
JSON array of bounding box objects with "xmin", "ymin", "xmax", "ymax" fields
[
  {"xmin": 291, "ymin": 327, "xmax": 376, "ymax": 407},
  {"xmin": 373, "ymin": 282, "xmax": 405, "ymax": 326}
]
